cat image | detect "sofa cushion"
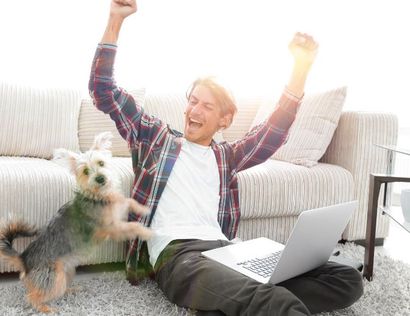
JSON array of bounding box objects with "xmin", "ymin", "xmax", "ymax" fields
[
  {"xmin": 238, "ymin": 216, "xmax": 299, "ymax": 244},
  {"xmin": 0, "ymin": 82, "xmax": 81, "ymax": 159},
  {"xmin": 249, "ymin": 88, "xmax": 347, "ymax": 167},
  {"xmin": 237, "ymin": 159, "xmax": 354, "ymax": 219},
  {"xmin": 78, "ymin": 89, "xmax": 146, "ymax": 157},
  {"xmin": 272, "ymin": 87, "xmax": 347, "ymax": 167},
  {"xmin": 0, "ymin": 157, "xmax": 76, "ymax": 227},
  {"xmin": 106, "ymin": 157, "xmax": 134, "ymax": 197}
]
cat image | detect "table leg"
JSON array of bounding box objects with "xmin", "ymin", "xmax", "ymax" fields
[{"xmin": 363, "ymin": 175, "xmax": 382, "ymax": 281}]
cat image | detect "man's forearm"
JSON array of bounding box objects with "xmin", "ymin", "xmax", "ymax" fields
[
  {"xmin": 286, "ymin": 63, "xmax": 310, "ymax": 99},
  {"xmin": 286, "ymin": 33, "xmax": 318, "ymax": 98},
  {"xmin": 101, "ymin": 16, "xmax": 124, "ymax": 45}
]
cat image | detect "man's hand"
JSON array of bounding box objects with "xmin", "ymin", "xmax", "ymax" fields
[
  {"xmin": 289, "ymin": 32, "xmax": 319, "ymax": 71},
  {"xmin": 110, "ymin": 0, "xmax": 137, "ymax": 19},
  {"xmin": 286, "ymin": 32, "xmax": 319, "ymax": 98},
  {"xmin": 101, "ymin": 0, "xmax": 137, "ymax": 44}
]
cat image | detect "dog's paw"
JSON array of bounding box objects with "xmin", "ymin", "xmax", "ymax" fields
[
  {"xmin": 131, "ymin": 223, "xmax": 153, "ymax": 241},
  {"xmin": 129, "ymin": 199, "xmax": 150, "ymax": 216},
  {"xmin": 139, "ymin": 227, "xmax": 153, "ymax": 241},
  {"xmin": 37, "ymin": 304, "xmax": 57, "ymax": 314},
  {"xmin": 93, "ymin": 229, "xmax": 110, "ymax": 241},
  {"xmin": 66, "ymin": 286, "xmax": 82, "ymax": 295}
]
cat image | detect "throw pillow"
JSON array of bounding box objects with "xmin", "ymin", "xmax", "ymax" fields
[
  {"xmin": 78, "ymin": 89, "xmax": 146, "ymax": 157},
  {"xmin": 0, "ymin": 82, "xmax": 81, "ymax": 159},
  {"xmin": 272, "ymin": 87, "xmax": 347, "ymax": 167}
]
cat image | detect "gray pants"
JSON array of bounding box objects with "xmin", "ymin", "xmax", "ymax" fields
[{"xmin": 154, "ymin": 239, "xmax": 363, "ymax": 316}]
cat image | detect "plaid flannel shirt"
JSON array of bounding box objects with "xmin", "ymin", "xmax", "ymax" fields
[{"xmin": 89, "ymin": 43, "xmax": 301, "ymax": 284}]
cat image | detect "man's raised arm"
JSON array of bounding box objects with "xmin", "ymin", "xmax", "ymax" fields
[
  {"xmin": 286, "ymin": 32, "xmax": 319, "ymax": 98},
  {"xmin": 231, "ymin": 32, "xmax": 319, "ymax": 172},
  {"xmin": 101, "ymin": 0, "xmax": 137, "ymax": 45},
  {"xmin": 89, "ymin": 0, "xmax": 143, "ymax": 145}
]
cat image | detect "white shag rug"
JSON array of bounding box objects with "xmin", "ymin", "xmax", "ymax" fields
[{"xmin": 0, "ymin": 243, "xmax": 409, "ymax": 316}]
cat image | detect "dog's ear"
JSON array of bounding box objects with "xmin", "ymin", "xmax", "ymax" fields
[
  {"xmin": 91, "ymin": 132, "xmax": 113, "ymax": 151},
  {"xmin": 53, "ymin": 148, "xmax": 80, "ymax": 174}
]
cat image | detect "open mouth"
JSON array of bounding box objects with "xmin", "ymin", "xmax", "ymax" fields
[{"xmin": 188, "ymin": 118, "xmax": 203, "ymax": 129}]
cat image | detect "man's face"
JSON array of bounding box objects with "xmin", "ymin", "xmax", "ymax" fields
[{"xmin": 184, "ymin": 84, "xmax": 227, "ymax": 146}]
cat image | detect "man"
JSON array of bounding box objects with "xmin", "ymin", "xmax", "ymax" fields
[{"xmin": 89, "ymin": 0, "xmax": 363, "ymax": 315}]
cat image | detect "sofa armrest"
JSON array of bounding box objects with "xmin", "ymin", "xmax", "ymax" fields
[{"xmin": 321, "ymin": 111, "xmax": 398, "ymax": 240}]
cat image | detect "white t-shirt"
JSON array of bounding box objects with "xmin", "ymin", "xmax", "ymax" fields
[{"xmin": 147, "ymin": 138, "xmax": 228, "ymax": 267}]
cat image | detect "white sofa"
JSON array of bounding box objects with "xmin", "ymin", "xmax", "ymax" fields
[{"xmin": 0, "ymin": 83, "xmax": 398, "ymax": 273}]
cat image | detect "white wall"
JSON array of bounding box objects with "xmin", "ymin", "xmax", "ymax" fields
[{"xmin": 0, "ymin": 0, "xmax": 409, "ymax": 131}]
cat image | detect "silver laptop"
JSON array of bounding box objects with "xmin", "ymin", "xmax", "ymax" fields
[{"xmin": 202, "ymin": 201, "xmax": 358, "ymax": 284}]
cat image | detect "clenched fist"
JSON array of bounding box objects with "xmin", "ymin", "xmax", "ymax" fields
[
  {"xmin": 110, "ymin": 0, "xmax": 137, "ymax": 19},
  {"xmin": 289, "ymin": 32, "xmax": 319, "ymax": 69}
]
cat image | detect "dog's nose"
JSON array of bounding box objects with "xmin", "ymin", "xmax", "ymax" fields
[{"xmin": 95, "ymin": 175, "xmax": 106, "ymax": 185}]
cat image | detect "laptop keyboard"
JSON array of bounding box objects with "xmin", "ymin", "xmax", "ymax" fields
[{"xmin": 236, "ymin": 251, "xmax": 282, "ymax": 279}]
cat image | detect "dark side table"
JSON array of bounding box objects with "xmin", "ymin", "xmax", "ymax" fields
[{"xmin": 363, "ymin": 145, "xmax": 410, "ymax": 281}]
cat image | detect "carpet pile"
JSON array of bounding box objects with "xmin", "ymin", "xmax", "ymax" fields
[{"xmin": 0, "ymin": 243, "xmax": 409, "ymax": 315}]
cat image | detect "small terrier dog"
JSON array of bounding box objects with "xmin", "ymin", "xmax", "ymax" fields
[{"xmin": 0, "ymin": 132, "xmax": 151, "ymax": 313}]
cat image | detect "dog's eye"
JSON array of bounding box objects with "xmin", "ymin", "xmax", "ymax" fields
[
  {"xmin": 83, "ymin": 168, "xmax": 90, "ymax": 175},
  {"xmin": 98, "ymin": 161, "xmax": 105, "ymax": 167}
]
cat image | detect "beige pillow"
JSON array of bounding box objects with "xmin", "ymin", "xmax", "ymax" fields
[
  {"xmin": 0, "ymin": 82, "xmax": 81, "ymax": 159},
  {"xmin": 78, "ymin": 89, "xmax": 146, "ymax": 156},
  {"xmin": 272, "ymin": 87, "xmax": 347, "ymax": 167}
]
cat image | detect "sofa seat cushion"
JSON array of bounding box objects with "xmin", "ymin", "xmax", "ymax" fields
[
  {"xmin": 237, "ymin": 159, "xmax": 354, "ymax": 219},
  {"xmin": 107, "ymin": 157, "xmax": 134, "ymax": 197},
  {"xmin": 238, "ymin": 216, "xmax": 299, "ymax": 244},
  {"xmin": 0, "ymin": 157, "xmax": 76, "ymax": 227},
  {"xmin": 0, "ymin": 157, "xmax": 134, "ymax": 225}
]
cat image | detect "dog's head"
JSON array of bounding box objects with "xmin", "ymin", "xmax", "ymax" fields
[{"xmin": 53, "ymin": 132, "xmax": 118, "ymax": 198}]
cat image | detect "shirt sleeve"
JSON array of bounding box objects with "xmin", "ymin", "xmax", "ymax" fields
[
  {"xmin": 230, "ymin": 88, "xmax": 302, "ymax": 172},
  {"xmin": 88, "ymin": 43, "xmax": 163, "ymax": 148}
]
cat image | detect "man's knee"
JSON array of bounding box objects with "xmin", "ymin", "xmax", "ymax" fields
[
  {"xmin": 259, "ymin": 284, "xmax": 311, "ymax": 316},
  {"xmin": 340, "ymin": 266, "xmax": 364, "ymax": 308}
]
